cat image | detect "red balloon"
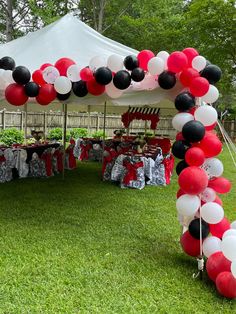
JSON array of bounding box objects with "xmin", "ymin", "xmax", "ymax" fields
[
  {"xmin": 179, "ymin": 68, "xmax": 200, "ymax": 87},
  {"xmin": 167, "ymin": 51, "xmax": 188, "ymax": 73},
  {"xmin": 137, "ymin": 50, "xmax": 155, "ymax": 71},
  {"xmin": 178, "ymin": 166, "xmax": 208, "ymax": 195},
  {"xmin": 40, "ymin": 63, "xmax": 53, "ymax": 71},
  {"xmin": 87, "ymin": 78, "xmax": 105, "ymax": 96},
  {"xmin": 208, "ymin": 177, "xmax": 232, "ymax": 194},
  {"xmin": 80, "ymin": 67, "xmax": 94, "ymax": 81},
  {"xmin": 176, "ymin": 188, "xmax": 186, "ymax": 198},
  {"xmin": 214, "ymin": 195, "xmax": 223, "ymax": 206},
  {"xmin": 194, "ymin": 133, "xmax": 222, "ymax": 157},
  {"xmin": 209, "ymin": 217, "xmax": 231, "ymax": 238},
  {"xmin": 182, "ymin": 47, "xmax": 199, "ymax": 66},
  {"xmin": 188, "ymin": 106, "xmax": 196, "ymax": 115},
  {"xmin": 5, "ymin": 83, "xmax": 28, "ymax": 106},
  {"xmin": 54, "ymin": 58, "xmax": 75, "ymax": 76},
  {"xmin": 32, "ymin": 69, "xmax": 46, "ymax": 86},
  {"xmin": 189, "ymin": 77, "xmax": 210, "ymax": 97},
  {"xmin": 185, "ymin": 147, "xmax": 205, "ymax": 166},
  {"xmin": 36, "ymin": 84, "xmax": 56, "ymax": 106},
  {"xmin": 206, "ymin": 252, "xmax": 231, "ymax": 282},
  {"xmin": 180, "ymin": 231, "xmax": 200, "ymax": 257},
  {"xmin": 216, "ymin": 272, "xmax": 236, "ymax": 299},
  {"xmin": 176, "ymin": 132, "xmax": 184, "ymax": 141}
]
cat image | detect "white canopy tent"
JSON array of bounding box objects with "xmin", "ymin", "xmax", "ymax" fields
[{"xmin": 0, "ymin": 13, "xmax": 178, "ymax": 114}]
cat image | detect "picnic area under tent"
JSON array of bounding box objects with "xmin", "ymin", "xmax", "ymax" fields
[{"xmin": 0, "ymin": 11, "xmax": 235, "ymax": 304}]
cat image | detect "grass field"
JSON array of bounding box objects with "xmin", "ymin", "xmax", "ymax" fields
[{"xmin": 0, "ymin": 148, "xmax": 235, "ymax": 313}]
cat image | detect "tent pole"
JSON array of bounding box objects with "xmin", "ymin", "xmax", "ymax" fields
[
  {"xmin": 24, "ymin": 103, "xmax": 28, "ymax": 145},
  {"xmin": 88, "ymin": 105, "xmax": 91, "ymax": 136},
  {"xmin": 101, "ymin": 101, "xmax": 107, "ymax": 174},
  {"xmin": 62, "ymin": 103, "xmax": 68, "ymax": 180}
]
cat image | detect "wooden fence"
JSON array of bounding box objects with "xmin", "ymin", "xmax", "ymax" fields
[{"xmin": 0, "ymin": 109, "xmax": 235, "ymax": 140}]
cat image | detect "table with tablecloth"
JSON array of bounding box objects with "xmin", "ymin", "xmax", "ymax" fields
[{"xmin": 0, "ymin": 142, "xmax": 77, "ymax": 183}]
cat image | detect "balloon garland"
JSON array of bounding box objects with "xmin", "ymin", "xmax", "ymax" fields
[{"xmin": 0, "ymin": 48, "xmax": 235, "ymax": 298}]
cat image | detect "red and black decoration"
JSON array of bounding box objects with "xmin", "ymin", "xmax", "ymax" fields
[{"xmin": 121, "ymin": 107, "xmax": 160, "ymax": 130}]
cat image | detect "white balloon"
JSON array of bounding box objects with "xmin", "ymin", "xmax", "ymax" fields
[
  {"xmin": 221, "ymin": 236, "xmax": 236, "ymax": 261},
  {"xmin": 54, "ymin": 76, "xmax": 72, "ymax": 94},
  {"xmin": 89, "ymin": 56, "xmax": 106, "ymax": 71},
  {"xmin": 147, "ymin": 57, "xmax": 165, "ymax": 75},
  {"xmin": 194, "ymin": 105, "xmax": 218, "ymax": 126},
  {"xmin": 231, "ymin": 221, "xmax": 236, "ymax": 229},
  {"xmin": 178, "ymin": 213, "xmax": 195, "ymax": 227},
  {"xmin": 156, "ymin": 51, "xmax": 169, "ymax": 69},
  {"xmin": 0, "ymin": 70, "xmax": 14, "ymax": 89},
  {"xmin": 201, "ymin": 187, "xmax": 216, "ymax": 203},
  {"xmin": 203, "ymin": 236, "xmax": 222, "ymax": 258},
  {"xmin": 201, "ymin": 158, "xmax": 224, "ymax": 179},
  {"xmin": 107, "ymin": 54, "xmax": 124, "ymax": 72},
  {"xmin": 223, "ymin": 229, "xmax": 236, "ymax": 239},
  {"xmin": 176, "ymin": 194, "xmax": 200, "ymax": 216},
  {"xmin": 201, "ymin": 202, "xmax": 224, "ymax": 224},
  {"xmin": 105, "ymin": 82, "xmax": 123, "ymax": 98},
  {"xmin": 172, "ymin": 112, "xmax": 194, "ymax": 131},
  {"xmin": 43, "ymin": 66, "xmax": 60, "ymax": 84},
  {"xmin": 231, "ymin": 261, "xmax": 236, "ymax": 279},
  {"xmin": 140, "ymin": 74, "xmax": 159, "ymax": 90},
  {"xmin": 202, "ymin": 85, "xmax": 219, "ymax": 103},
  {"xmin": 66, "ymin": 64, "xmax": 81, "ymax": 82},
  {"xmin": 192, "ymin": 56, "xmax": 207, "ymax": 72}
]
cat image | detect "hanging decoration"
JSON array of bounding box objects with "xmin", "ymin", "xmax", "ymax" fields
[{"xmin": 121, "ymin": 107, "xmax": 160, "ymax": 130}]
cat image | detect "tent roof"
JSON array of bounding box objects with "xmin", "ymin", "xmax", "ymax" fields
[
  {"xmin": 0, "ymin": 14, "xmax": 178, "ymax": 113},
  {"xmin": 0, "ymin": 14, "xmax": 138, "ymax": 71}
]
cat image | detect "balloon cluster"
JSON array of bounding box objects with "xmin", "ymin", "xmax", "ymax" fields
[
  {"xmin": 3, "ymin": 47, "xmax": 222, "ymax": 106},
  {"xmin": 0, "ymin": 56, "xmax": 16, "ymax": 91},
  {"xmin": 172, "ymin": 68, "xmax": 236, "ymax": 297}
]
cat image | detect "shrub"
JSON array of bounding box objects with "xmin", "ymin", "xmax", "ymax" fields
[
  {"xmin": 70, "ymin": 128, "xmax": 88, "ymax": 139},
  {"xmin": 0, "ymin": 128, "xmax": 24, "ymax": 146},
  {"xmin": 48, "ymin": 128, "xmax": 70, "ymax": 141},
  {"xmin": 91, "ymin": 130, "xmax": 106, "ymax": 139}
]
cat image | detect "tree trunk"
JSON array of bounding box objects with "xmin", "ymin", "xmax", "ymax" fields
[
  {"xmin": 97, "ymin": 0, "xmax": 106, "ymax": 33},
  {"xmin": 6, "ymin": 0, "xmax": 13, "ymax": 42}
]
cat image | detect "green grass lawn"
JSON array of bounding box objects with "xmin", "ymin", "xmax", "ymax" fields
[{"xmin": 0, "ymin": 148, "xmax": 235, "ymax": 313}]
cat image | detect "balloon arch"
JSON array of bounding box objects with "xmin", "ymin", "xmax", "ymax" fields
[{"xmin": 1, "ymin": 48, "xmax": 236, "ymax": 298}]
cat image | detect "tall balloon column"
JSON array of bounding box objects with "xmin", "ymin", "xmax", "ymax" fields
[
  {"xmin": 1, "ymin": 49, "xmax": 236, "ymax": 298},
  {"xmin": 170, "ymin": 53, "xmax": 236, "ymax": 299}
]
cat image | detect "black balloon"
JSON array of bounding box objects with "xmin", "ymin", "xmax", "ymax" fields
[
  {"xmin": 158, "ymin": 71, "xmax": 176, "ymax": 89},
  {"xmin": 189, "ymin": 218, "xmax": 210, "ymax": 240},
  {"xmin": 72, "ymin": 80, "xmax": 88, "ymax": 97},
  {"xmin": 12, "ymin": 66, "xmax": 31, "ymax": 85},
  {"xmin": 131, "ymin": 67, "xmax": 145, "ymax": 82},
  {"xmin": 0, "ymin": 56, "xmax": 15, "ymax": 70},
  {"xmin": 176, "ymin": 160, "xmax": 189, "ymax": 176},
  {"xmin": 201, "ymin": 65, "xmax": 222, "ymax": 84},
  {"xmin": 182, "ymin": 120, "xmax": 205, "ymax": 143},
  {"xmin": 113, "ymin": 70, "xmax": 131, "ymax": 90},
  {"xmin": 172, "ymin": 140, "xmax": 191, "ymax": 159},
  {"xmin": 175, "ymin": 92, "xmax": 195, "ymax": 112},
  {"xmin": 24, "ymin": 82, "xmax": 39, "ymax": 97},
  {"xmin": 57, "ymin": 92, "xmax": 71, "ymax": 101},
  {"xmin": 124, "ymin": 55, "xmax": 139, "ymax": 70},
  {"xmin": 94, "ymin": 67, "xmax": 112, "ymax": 85}
]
